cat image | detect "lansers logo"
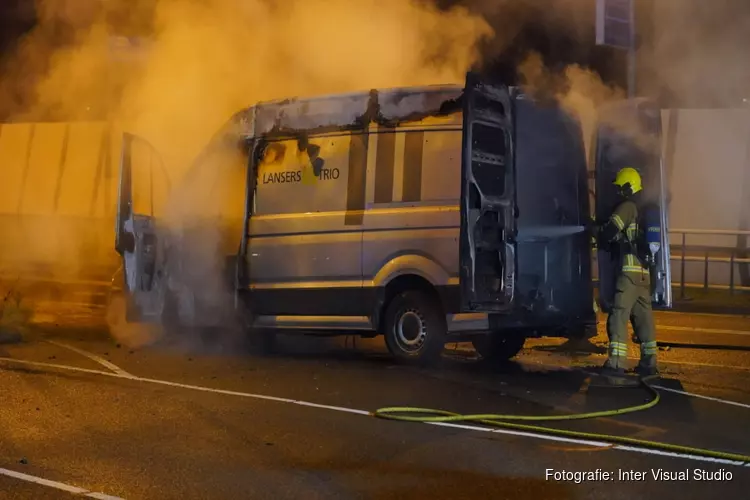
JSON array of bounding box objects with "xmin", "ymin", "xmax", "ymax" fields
[{"xmin": 260, "ymin": 140, "xmax": 341, "ymax": 186}]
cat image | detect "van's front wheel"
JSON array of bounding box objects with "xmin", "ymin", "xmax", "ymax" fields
[{"xmin": 383, "ymin": 290, "xmax": 446, "ymax": 364}]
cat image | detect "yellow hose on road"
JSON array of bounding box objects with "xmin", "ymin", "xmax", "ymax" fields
[{"xmin": 372, "ymin": 377, "xmax": 750, "ymax": 465}]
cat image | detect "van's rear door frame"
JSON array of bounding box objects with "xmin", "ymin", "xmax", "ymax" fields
[{"xmin": 458, "ymin": 72, "xmax": 517, "ymax": 312}]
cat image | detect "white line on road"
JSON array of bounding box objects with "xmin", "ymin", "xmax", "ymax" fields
[
  {"xmin": 525, "ymin": 349, "xmax": 750, "ymax": 372},
  {"xmin": 0, "ymin": 356, "xmax": 368, "ymax": 415},
  {"xmin": 658, "ymin": 324, "xmax": 750, "ymax": 336},
  {"xmin": 632, "ymin": 358, "xmax": 750, "ymax": 372},
  {"xmin": 46, "ymin": 340, "xmax": 134, "ymax": 378},
  {"xmin": 535, "ymin": 360, "xmax": 750, "ymax": 410},
  {"xmin": 656, "ymin": 310, "xmax": 750, "ymax": 319},
  {"xmin": 1, "ymin": 355, "xmax": 749, "ymax": 468},
  {"xmin": 0, "ymin": 357, "xmax": 122, "ymax": 377},
  {"xmin": 651, "ymin": 385, "xmax": 750, "ymax": 410},
  {"xmin": 0, "ymin": 467, "xmax": 124, "ymax": 499}
]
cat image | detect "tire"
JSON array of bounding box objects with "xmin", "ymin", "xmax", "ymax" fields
[
  {"xmin": 472, "ymin": 330, "xmax": 526, "ymax": 362},
  {"xmin": 383, "ymin": 290, "xmax": 446, "ymax": 364}
]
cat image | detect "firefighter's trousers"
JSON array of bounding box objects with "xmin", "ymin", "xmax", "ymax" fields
[{"xmin": 605, "ymin": 273, "xmax": 657, "ymax": 369}]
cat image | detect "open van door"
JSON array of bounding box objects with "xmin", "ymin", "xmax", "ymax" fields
[
  {"xmin": 593, "ymin": 99, "xmax": 672, "ymax": 311},
  {"xmin": 114, "ymin": 132, "xmax": 172, "ymax": 322},
  {"xmin": 459, "ymin": 72, "xmax": 517, "ymax": 312}
]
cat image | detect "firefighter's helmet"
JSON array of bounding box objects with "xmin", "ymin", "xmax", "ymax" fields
[{"xmin": 613, "ymin": 167, "xmax": 642, "ymax": 195}]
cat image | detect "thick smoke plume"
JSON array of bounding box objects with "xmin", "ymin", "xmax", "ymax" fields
[
  {"xmin": 9, "ymin": 0, "xmax": 494, "ymax": 170},
  {"xmin": 1, "ymin": 0, "xmax": 495, "ymax": 347}
]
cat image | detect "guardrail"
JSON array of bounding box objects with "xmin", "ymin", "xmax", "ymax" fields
[{"xmin": 669, "ymin": 228, "xmax": 750, "ymax": 299}]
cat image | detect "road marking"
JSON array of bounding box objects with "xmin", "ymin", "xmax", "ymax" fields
[
  {"xmin": 658, "ymin": 325, "xmax": 750, "ymax": 336},
  {"xmin": 129, "ymin": 375, "xmax": 373, "ymax": 416},
  {"xmin": 654, "ymin": 359, "xmax": 750, "ymax": 371},
  {"xmin": 527, "ymin": 359, "xmax": 750, "ymax": 410},
  {"xmin": 651, "ymin": 385, "xmax": 750, "ymax": 410},
  {"xmin": 527, "ymin": 354, "xmax": 750, "ymax": 372},
  {"xmin": 527, "ymin": 348, "xmax": 750, "ymax": 372},
  {"xmin": 0, "ymin": 357, "xmax": 122, "ymax": 377},
  {"xmin": 613, "ymin": 446, "xmax": 749, "ymax": 466},
  {"xmin": 427, "ymin": 422, "xmax": 747, "ymax": 467},
  {"xmin": 1, "ymin": 356, "xmax": 749, "ymax": 468},
  {"xmin": 0, "ymin": 467, "xmax": 124, "ymax": 499},
  {"xmin": 0, "ymin": 357, "xmax": 369, "ymax": 416},
  {"xmin": 44, "ymin": 341, "xmax": 132, "ymax": 376},
  {"xmin": 46, "ymin": 340, "xmax": 134, "ymax": 378},
  {"xmin": 656, "ymin": 310, "xmax": 750, "ymax": 319}
]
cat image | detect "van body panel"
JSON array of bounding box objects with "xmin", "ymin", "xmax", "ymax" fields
[
  {"xmin": 366, "ymin": 251, "xmax": 457, "ymax": 289},
  {"xmin": 361, "ymin": 111, "xmax": 463, "ymax": 305},
  {"xmin": 248, "ymin": 215, "xmax": 362, "ymax": 284},
  {"xmin": 245, "ymin": 130, "xmax": 366, "ymax": 316}
]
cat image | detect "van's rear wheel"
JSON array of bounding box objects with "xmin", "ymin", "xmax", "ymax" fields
[
  {"xmin": 383, "ymin": 290, "xmax": 446, "ymax": 364},
  {"xmin": 472, "ymin": 330, "xmax": 526, "ymax": 362}
]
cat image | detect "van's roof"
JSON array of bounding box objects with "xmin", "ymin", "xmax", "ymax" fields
[{"xmin": 227, "ymin": 83, "xmax": 464, "ymax": 138}]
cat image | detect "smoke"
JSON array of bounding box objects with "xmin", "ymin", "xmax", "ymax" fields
[
  {"xmin": 644, "ymin": 0, "xmax": 750, "ymax": 107},
  {"xmin": 9, "ymin": 0, "xmax": 495, "ymax": 169},
  {"xmin": 0, "ymin": 0, "xmax": 497, "ymax": 348},
  {"xmin": 516, "ymin": 51, "xmax": 629, "ymax": 162}
]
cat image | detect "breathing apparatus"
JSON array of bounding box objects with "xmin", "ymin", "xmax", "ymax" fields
[{"xmin": 612, "ymin": 167, "xmax": 660, "ymax": 267}]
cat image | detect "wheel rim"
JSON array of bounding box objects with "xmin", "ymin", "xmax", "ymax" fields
[{"xmin": 395, "ymin": 309, "xmax": 427, "ymax": 352}]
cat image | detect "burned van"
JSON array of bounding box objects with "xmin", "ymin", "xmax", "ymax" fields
[{"xmin": 113, "ymin": 73, "xmax": 611, "ymax": 363}]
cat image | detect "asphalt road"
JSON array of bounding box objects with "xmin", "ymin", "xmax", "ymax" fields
[{"xmin": 2, "ymin": 312, "xmax": 750, "ymax": 499}]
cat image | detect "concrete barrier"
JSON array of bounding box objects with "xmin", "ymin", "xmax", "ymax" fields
[{"xmin": 0, "ymin": 122, "xmax": 122, "ymax": 327}]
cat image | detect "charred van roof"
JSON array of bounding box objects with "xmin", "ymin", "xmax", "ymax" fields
[{"xmin": 226, "ymin": 84, "xmax": 464, "ymax": 140}]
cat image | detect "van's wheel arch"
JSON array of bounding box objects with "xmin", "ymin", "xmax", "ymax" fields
[
  {"xmin": 472, "ymin": 329, "xmax": 527, "ymax": 362},
  {"xmin": 382, "ymin": 288, "xmax": 447, "ymax": 364}
]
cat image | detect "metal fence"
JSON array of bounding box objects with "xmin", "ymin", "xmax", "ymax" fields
[{"xmin": 669, "ymin": 228, "xmax": 750, "ymax": 298}]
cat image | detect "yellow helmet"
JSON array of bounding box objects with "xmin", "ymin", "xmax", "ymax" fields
[{"xmin": 613, "ymin": 167, "xmax": 642, "ymax": 194}]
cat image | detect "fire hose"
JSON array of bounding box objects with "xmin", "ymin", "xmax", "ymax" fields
[{"xmin": 372, "ymin": 376, "xmax": 750, "ymax": 465}]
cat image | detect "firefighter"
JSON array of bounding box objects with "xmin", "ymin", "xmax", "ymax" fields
[{"xmin": 597, "ymin": 167, "xmax": 659, "ymax": 378}]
